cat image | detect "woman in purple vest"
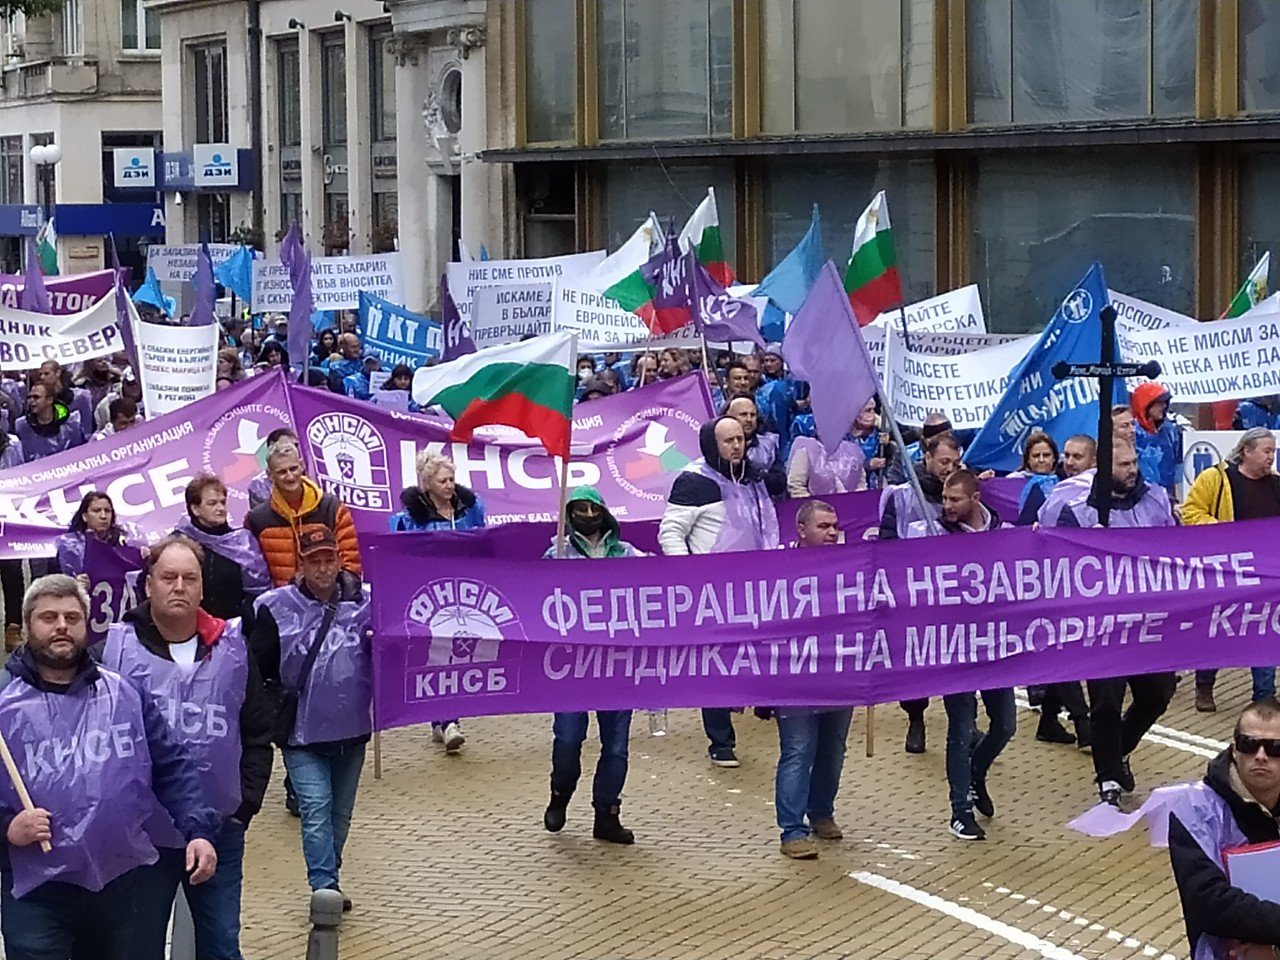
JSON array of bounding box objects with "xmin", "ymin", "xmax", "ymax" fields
[
  {"xmin": 53, "ymin": 491, "xmax": 133, "ymax": 580},
  {"xmin": 176, "ymin": 474, "xmax": 270, "ymax": 622},
  {"xmin": 13, "ymin": 382, "xmax": 84, "ymax": 463}
]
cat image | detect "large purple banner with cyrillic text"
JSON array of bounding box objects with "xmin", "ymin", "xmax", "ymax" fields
[
  {"xmin": 0, "ymin": 270, "xmax": 119, "ymax": 314},
  {"xmin": 0, "ymin": 371, "xmax": 291, "ymax": 556},
  {"xmin": 367, "ymin": 520, "xmax": 1280, "ymax": 727},
  {"xmin": 287, "ymin": 373, "xmax": 714, "ymax": 530}
]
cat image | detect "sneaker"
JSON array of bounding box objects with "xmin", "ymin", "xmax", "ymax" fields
[
  {"xmin": 968, "ymin": 779, "xmax": 995, "ymax": 819},
  {"xmin": 709, "ymin": 748, "xmax": 740, "ymax": 768},
  {"xmin": 1195, "ymin": 687, "xmax": 1217, "ymax": 713},
  {"xmin": 431, "ymin": 723, "xmax": 444, "ymax": 743},
  {"xmin": 780, "ymin": 836, "xmax": 819, "ymax": 859},
  {"xmin": 948, "ymin": 813, "xmax": 985, "ymax": 841},
  {"xmin": 1099, "ymin": 781, "xmax": 1122, "ymax": 808},
  {"xmin": 1074, "ymin": 716, "xmax": 1092, "ymax": 750},
  {"xmin": 811, "ymin": 818, "xmax": 843, "ymax": 840},
  {"xmin": 544, "ymin": 789, "xmax": 571, "ymax": 833},
  {"xmin": 1035, "ymin": 716, "xmax": 1076, "ymax": 745},
  {"xmin": 443, "ymin": 722, "xmax": 466, "ymax": 754},
  {"xmin": 1118, "ymin": 756, "xmax": 1135, "ymax": 793},
  {"xmin": 592, "ymin": 805, "xmax": 635, "ymax": 845},
  {"xmin": 904, "ymin": 717, "xmax": 926, "ymax": 754}
]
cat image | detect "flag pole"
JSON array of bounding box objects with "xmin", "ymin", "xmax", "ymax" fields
[
  {"xmin": 553, "ymin": 454, "xmax": 571, "ymax": 559},
  {"xmin": 699, "ymin": 334, "xmax": 714, "ymax": 401},
  {"xmin": 0, "ymin": 729, "xmax": 50, "ymax": 853}
]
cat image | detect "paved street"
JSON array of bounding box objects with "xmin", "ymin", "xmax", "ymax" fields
[{"xmin": 241, "ymin": 671, "xmax": 1248, "ymax": 959}]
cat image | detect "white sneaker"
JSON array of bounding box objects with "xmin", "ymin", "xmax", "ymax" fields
[{"xmin": 443, "ymin": 722, "xmax": 466, "ymax": 754}]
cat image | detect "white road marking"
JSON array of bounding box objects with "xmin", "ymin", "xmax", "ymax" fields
[{"xmin": 850, "ymin": 870, "xmax": 1088, "ymax": 960}]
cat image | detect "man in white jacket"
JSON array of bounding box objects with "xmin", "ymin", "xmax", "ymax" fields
[{"xmin": 659, "ymin": 417, "xmax": 779, "ymax": 767}]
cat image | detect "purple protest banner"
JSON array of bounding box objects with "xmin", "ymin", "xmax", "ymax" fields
[
  {"xmin": 289, "ymin": 372, "xmax": 715, "ymax": 530},
  {"xmin": 366, "ymin": 519, "xmax": 1280, "ymax": 727},
  {"xmin": 0, "ymin": 269, "xmax": 117, "ymax": 315},
  {"xmin": 0, "ymin": 371, "xmax": 292, "ymax": 555},
  {"xmin": 83, "ymin": 536, "xmax": 143, "ymax": 645}
]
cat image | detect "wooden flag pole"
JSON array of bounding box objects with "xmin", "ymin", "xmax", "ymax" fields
[
  {"xmin": 373, "ymin": 731, "xmax": 382, "ymax": 780},
  {"xmin": 865, "ymin": 705, "xmax": 875, "ymax": 758},
  {"xmin": 553, "ymin": 453, "xmax": 572, "ymax": 559},
  {"xmin": 699, "ymin": 335, "xmax": 715, "ymax": 402},
  {"xmin": 0, "ymin": 729, "xmax": 50, "ymax": 852}
]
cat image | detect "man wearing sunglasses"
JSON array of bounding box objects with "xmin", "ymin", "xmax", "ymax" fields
[{"xmin": 1168, "ymin": 699, "xmax": 1280, "ymax": 960}]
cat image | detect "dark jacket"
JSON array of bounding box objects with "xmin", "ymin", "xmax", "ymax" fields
[
  {"xmin": 115, "ymin": 603, "xmax": 275, "ymax": 825},
  {"xmin": 185, "ymin": 520, "xmax": 256, "ymax": 622},
  {"xmin": 878, "ymin": 461, "xmax": 943, "ymax": 541},
  {"xmin": 0, "ymin": 646, "xmax": 220, "ymax": 866},
  {"xmin": 388, "ymin": 484, "xmax": 486, "ymax": 532},
  {"xmin": 1169, "ymin": 749, "xmax": 1280, "ymax": 957}
]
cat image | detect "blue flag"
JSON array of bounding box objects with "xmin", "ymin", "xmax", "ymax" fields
[
  {"xmin": 213, "ymin": 244, "xmax": 255, "ymax": 303},
  {"xmin": 965, "ymin": 263, "xmax": 1128, "ymax": 472},
  {"xmin": 358, "ymin": 291, "xmax": 442, "ymax": 368},
  {"xmin": 754, "ymin": 205, "xmax": 823, "ymax": 318},
  {"xmin": 132, "ymin": 266, "xmax": 177, "ymax": 318}
]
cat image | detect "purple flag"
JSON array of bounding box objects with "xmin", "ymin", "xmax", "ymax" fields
[
  {"xmin": 366, "ymin": 518, "xmax": 1280, "ymax": 726},
  {"xmin": 687, "ymin": 251, "xmax": 764, "ymax": 348},
  {"xmin": 440, "ymin": 274, "xmax": 475, "ymax": 361},
  {"xmin": 83, "ymin": 536, "xmax": 144, "ymax": 646},
  {"xmin": 0, "ymin": 269, "xmax": 116, "ymax": 314},
  {"xmin": 108, "ymin": 234, "xmax": 142, "ymax": 374},
  {"xmin": 637, "ymin": 228, "xmax": 693, "ymax": 335},
  {"xmin": 280, "ymin": 223, "xmax": 313, "ymax": 372},
  {"xmin": 785, "ymin": 261, "xmax": 878, "ymax": 453},
  {"xmin": 19, "ymin": 238, "xmax": 49, "ymax": 313},
  {"xmin": 188, "ymin": 242, "xmax": 217, "ymax": 327}
]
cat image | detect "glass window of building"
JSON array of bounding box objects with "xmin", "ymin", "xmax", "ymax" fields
[
  {"xmin": 277, "ymin": 41, "xmax": 301, "ymax": 146},
  {"xmin": 121, "ymin": 0, "xmax": 160, "ymax": 52},
  {"xmin": 192, "ymin": 43, "xmax": 228, "ymax": 143},
  {"xmin": 61, "ymin": 0, "xmax": 82, "ymax": 55},
  {"xmin": 524, "ymin": 0, "xmax": 576, "ymax": 142},
  {"xmin": 0, "ymin": 137, "xmax": 22, "ymax": 205},
  {"xmin": 322, "ymin": 34, "xmax": 348, "ymax": 146},
  {"xmin": 601, "ymin": 162, "xmax": 734, "ymax": 260},
  {"xmin": 280, "ymin": 192, "xmax": 302, "ymax": 236},
  {"xmin": 1241, "ymin": 1, "xmax": 1280, "ymax": 112},
  {"xmin": 971, "ymin": 151, "xmax": 1195, "ymax": 332},
  {"xmin": 762, "ymin": 0, "xmax": 932, "ymax": 133},
  {"xmin": 519, "ymin": 165, "xmax": 577, "ymax": 258},
  {"xmin": 598, "ymin": 0, "xmax": 732, "ymax": 141},
  {"xmin": 370, "ymin": 28, "xmax": 395, "ymax": 142},
  {"xmin": 324, "ymin": 193, "xmax": 350, "ymax": 253},
  {"xmin": 1239, "ymin": 148, "xmax": 1280, "ymax": 283},
  {"xmin": 197, "ymin": 193, "xmax": 231, "ymax": 243},
  {"xmin": 968, "ymin": 0, "xmax": 1196, "ymax": 124}
]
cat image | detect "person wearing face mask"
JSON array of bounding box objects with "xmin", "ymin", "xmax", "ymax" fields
[
  {"xmin": 660, "ymin": 416, "xmax": 780, "ymax": 768},
  {"xmin": 541, "ymin": 487, "xmax": 644, "ymax": 845},
  {"xmin": 175, "ymin": 475, "xmax": 271, "ymax": 622},
  {"xmin": 14, "ymin": 382, "xmax": 84, "ymax": 462}
]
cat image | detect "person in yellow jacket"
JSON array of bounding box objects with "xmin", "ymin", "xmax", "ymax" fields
[{"xmin": 1184, "ymin": 427, "xmax": 1280, "ymax": 713}]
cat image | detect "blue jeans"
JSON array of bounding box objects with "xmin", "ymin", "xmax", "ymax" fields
[
  {"xmin": 1, "ymin": 867, "xmax": 139, "ymax": 960},
  {"xmin": 775, "ymin": 709, "xmax": 853, "ymax": 842},
  {"xmin": 943, "ymin": 689, "xmax": 1016, "ymax": 818},
  {"xmin": 551, "ymin": 711, "xmax": 632, "ymax": 807},
  {"xmin": 131, "ymin": 819, "xmax": 246, "ymax": 960},
  {"xmin": 284, "ymin": 740, "xmax": 367, "ymax": 891},
  {"xmin": 1196, "ymin": 667, "xmax": 1277, "ymax": 701},
  {"xmin": 702, "ymin": 708, "xmax": 736, "ymax": 755}
]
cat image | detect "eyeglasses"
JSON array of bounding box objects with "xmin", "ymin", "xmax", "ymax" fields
[{"xmin": 1234, "ymin": 734, "xmax": 1280, "ymax": 758}]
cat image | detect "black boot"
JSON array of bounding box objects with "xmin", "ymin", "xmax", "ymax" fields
[
  {"xmin": 905, "ymin": 716, "xmax": 926, "ymax": 754},
  {"xmin": 1073, "ymin": 715, "xmax": 1092, "ymax": 749},
  {"xmin": 592, "ymin": 804, "xmax": 635, "ymax": 845},
  {"xmin": 544, "ymin": 788, "xmax": 571, "ymax": 833},
  {"xmin": 1035, "ymin": 714, "xmax": 1076, "ymax": 745}
]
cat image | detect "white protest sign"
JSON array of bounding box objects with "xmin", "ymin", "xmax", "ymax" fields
[
  {"xmin": 0, "ymin": 295, "xmax": 121, "ymax": 370},
  {"xmin": 470, "ymin": 283, "xmax": 555, "ymax": 349},
  {"xmin": 146, "ymin": 244, "xmax": 241, "ymax": 283},
  {"xmin": 865, "ymin": 285, "xmax": 988, "ymax": 380},
  {"xmin": 1109, "ymin": 290, "xmax": 1197, "ymax": 332},
  {"xmin": 445, "ymin": 251, "xmax": 604, "ymax": 322},
  {"xmin": 1117, "ymin": 310, "xmax": 1280, "ymax": 403},
  {"xmin": 135, "ymin": 318, "xmax": 219, "ymax": 417},
  {"xmin": 252, "ymin": 253, "xmax": 403, "ymax": 312},
  {"xmin": 885, "ymin": 333, "xmax": 1036, "ymax": 428},
  {"xmin": 552, "ymin": 282, "xmax": 702, "ymax": 351}
]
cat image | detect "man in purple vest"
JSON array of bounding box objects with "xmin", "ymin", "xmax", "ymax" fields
[
  {"xmin": 33, "ymin": 361, "xmax": 94, "ymax": 444},
  {"xmin": 0, "ymin": 574, "xmax": 218, "ymax": 960},
  {"xmin": 251, "ymin": 525, "xmax": 371, "ymax": 913},
  {"xmin": 101, "ymin": 535, "xmax": 275, "ymax": 960}
]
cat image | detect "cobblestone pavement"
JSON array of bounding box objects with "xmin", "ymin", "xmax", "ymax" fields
[{"xmin": 240, "ymin": 671, "xmax": 1252, "ymax": 959}]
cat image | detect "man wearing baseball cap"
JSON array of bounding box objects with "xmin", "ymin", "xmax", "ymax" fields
[{"xmin": 250, "ymin": 525, "xmax": 372, "ymax": 914}]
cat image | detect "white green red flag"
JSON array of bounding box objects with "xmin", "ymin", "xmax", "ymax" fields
[
  {"xmin": 1221, "ymin": 253, "xmax": 1269, "ymax": 319},
  {"xmin": 678, "ymin": 187, "xmax": 732, "ymax": 287},
  {"xmin": 843, "ymin": 191, "xmax": 902, "ymax": 326},
  {"xmin": 411, "ymin": 331, "xmax": 578, "ymax": 458}
]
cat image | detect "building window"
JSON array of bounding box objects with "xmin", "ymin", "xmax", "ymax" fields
[
  {"xmin": 370, "ymin": 28, "xmax": 395, "ymax": 142},
  {"xmin": 324, "ymin": 193, "xmax": 350, "ymax": 254},
  {"xmin": 971, "ymin": 151, "xmax": 1195, "ymax": 332},
  {"xmin": 524, "ymin": 0, "xmax": 576, "ymax": 142},
  {"xmin": 0, "ymin": 137, "xmax": 21, "ymax": 205},
  {"xmin": 197, "ymin": 193, "xmax": 231, "ymax": 243},
  {"xmin": 61, "ymin": 0, "xmax": 82, "ymax": 55},
  {"xmin": 372, "ymin": 193, "xmax": 398, "ymax": 252},
  {"xmin": 121, "ymin": 0, "xmax": 160, "ymax": 52},
  {"xmin": 280, "ymin": 192, "xmax": 302, "ymax": 236},
  {"xmin": 277, "ymin": 40, "xmax": 301, "ymax": 147},
  {"xmin": 601, "ymin": 162, "xmax": 734, "ymax": 258},
  {"xmin": 598, "ymin": 0, "xmax": 732, "ymax": 141},
  {"xmin": 967, "ymin": 0, "xmax": 1196, "ymax": 124},
  {"xmin": 192, "ymin": 43, "xmax": 228, "ymax": 143},
  {"xmin": 519, "ymin": 165, "xmax": 577, "ymax": 258},
  {"xmin": 762, "ymin": 158, "xmax": 934, "ymax": 306},
  {"xmin": 1241, "ymin": 1, "xmax": 1280, "ymax": 113},
  {"xmin": 762, "ymin": 0, "xmax": 932, "ymax": 134},
  {"xmin": 322, "ymin": 33, "xmax": 347, "ymax": 146},
  {"xmin": 1239, "ymin": 148, "xmax": 1280, "ymax": 281}
]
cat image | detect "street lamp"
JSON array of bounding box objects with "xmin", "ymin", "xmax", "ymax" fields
[{"xmin": 30, "ymin": 141, "xmax": 61, "ymax": 215}]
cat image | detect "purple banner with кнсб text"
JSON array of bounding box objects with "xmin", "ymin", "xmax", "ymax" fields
[{"xmin": 367, "ymin": 519, "xmax": 1280, "ymax": 727}]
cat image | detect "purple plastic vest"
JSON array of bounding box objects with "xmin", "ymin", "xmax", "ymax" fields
[
  {"xmin": 15, "ymin": 411, "xmax": 82, "ymax": 462},
  {"xmin": 175, "ymin": 517, "xmax": 272, "ymax": 597},
  {"xmin": 746, "ymin": 432, "xmax": 779, "ymax": 474},
  {"xmin": 100, "ymin": 621, "xmax": 247, "ymax": 847},
  {"xmin": 879, "ymin": 482, "xmax": 940, "ymax": 540},
  {"xmin": 688, "ymin": 461, "xmax": 780, "ymax": 553},
  {"xmin": 54, "ymin": 531, "xmax": 87, "ymax": 578},
  {"xmin": 0, "ymin": 669, "xmax": 158, "ymax": 898},
  {"xmin": 247, "ymin": 473, "xmax": 273, "ymax": 511},
  {"xmin": 790, "ymin": 435, "xmax": 866, "ymax": 496},
  {"xmin": 255, "ymin": 584, "xmax": 373, "ymax": 747},
  {"xmin": 0, "ymin": 437, "xmax": 21, "ymax": 469},
  {"xmin": 1052, "ymin": 478, "xmax": 1175, "ymax": 529}
]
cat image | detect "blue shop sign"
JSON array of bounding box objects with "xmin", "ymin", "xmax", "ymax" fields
[
  {"xmin": 159, "ymin": 149, "xmax": 256, "ymax": 192},
  {"xmin": 54, "ymin": 202, "xmax": 165, "ymax": 237},
  {"xmin": 0, "ymin": 205, "xmax": 44, "ymax": 236}
]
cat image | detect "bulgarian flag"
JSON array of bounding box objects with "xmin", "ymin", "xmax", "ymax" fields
[
  {"xmin": 35, "ymin": 217, "xmax": 57, "ymax": 275},
  {"xmin": 843, "ymin": 191, "xmax": 902, "ymax": 326},
  {"xmin": 593, "ymin": 218, "xmax": 692, "ymax": 335},
  {"xmin": 678, "ymin": 187, "xmax": 732, "ymax": 287},
  {"xmin": 411, "ymin": 331, "xmax": 577, "ymax": 458},
  {"xmin": 1212, "ymin": 252, "xmax": 1270, "ymax": 427},
  {"xmin": 589, "ymin": 218, "xmax": 659, "ymax": 312}
]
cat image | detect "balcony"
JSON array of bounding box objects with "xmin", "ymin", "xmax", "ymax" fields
[{"xmin": 2, "ymin": 57, "xmax": 98, "ymax": 99}]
